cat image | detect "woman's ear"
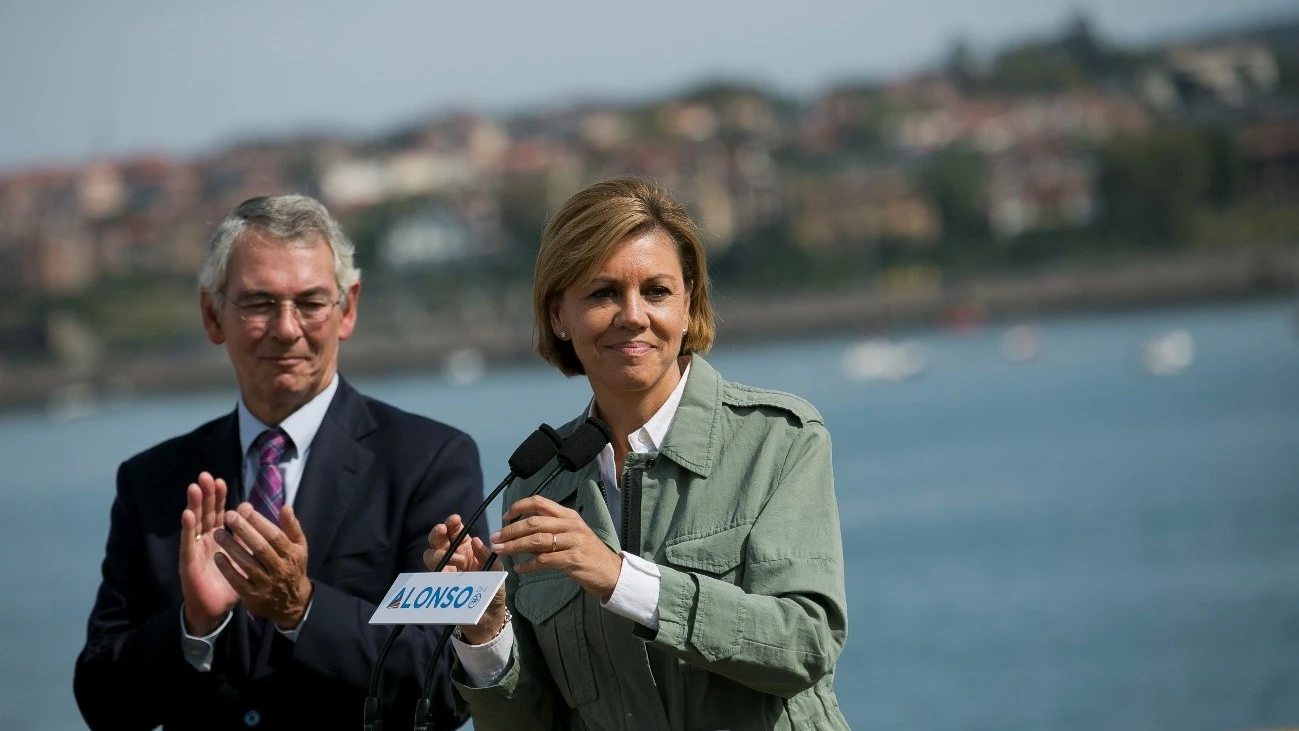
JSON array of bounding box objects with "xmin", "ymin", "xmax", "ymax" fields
[{"xmin": 548, "ymin": 299, "xmax": 565, "ymax": 340}]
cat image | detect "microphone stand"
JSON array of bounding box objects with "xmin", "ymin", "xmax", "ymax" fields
[
  {"xmin": 412, "ymin": 463, "xmax": 577, "ymax": 729},
  {"xmin": 412, "ymin": 418, "xmax": 612, "ymax": 730},
  {"xmin": 362, "ymin": 425, "xmax": 562, "ymax": 731}
]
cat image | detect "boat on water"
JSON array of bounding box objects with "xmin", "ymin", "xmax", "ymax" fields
[
  {"xmin": 841, "ymin": 339, "xmax": 928, "ymax": 382},
  {"xmin": 1000, "ymin": 324, "xmax": 1042, "ymax": 363},
  {"xmin": 1138, "ymin": 330, "xmax": 1195, "ymax": 376}
]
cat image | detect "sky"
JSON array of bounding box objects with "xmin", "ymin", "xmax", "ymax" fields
[{"xmin": 1, "ymin": 0, "xmax": 1295, "ymax": 173}]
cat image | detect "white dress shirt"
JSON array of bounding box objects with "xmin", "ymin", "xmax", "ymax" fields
[
  {"xmin": 454, "ymin": 364, "xmax": 690, "ymax": 686},
  {"xmin": 180, "ymin": 374, "xmax": 339, "ymax": 671}
]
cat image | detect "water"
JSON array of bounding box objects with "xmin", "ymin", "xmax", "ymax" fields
[{"xmin": 3, "ymin": 299, "xmax": 1297, "ymax": 730}]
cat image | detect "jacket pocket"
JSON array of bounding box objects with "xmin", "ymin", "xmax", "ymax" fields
[
  {"xmin": 664, "ymin": 522, "xmax": 751, "ymax": 579},
  {"xmin": 513, "ymin": 575, "xmax": 599, "ymax": 708},
  {"xmin": 664, "ymin": 522, "xmax": 753, "ymax": 662}
]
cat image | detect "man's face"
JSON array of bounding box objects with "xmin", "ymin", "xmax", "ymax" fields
[{"xmin": 200, "ymin": 231, "xmax": 359, "ymax": 425}]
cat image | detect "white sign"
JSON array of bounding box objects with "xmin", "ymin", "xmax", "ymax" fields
[{"xmin": 369, "ymin": 571, "xmax": 507, "ymax": 625}]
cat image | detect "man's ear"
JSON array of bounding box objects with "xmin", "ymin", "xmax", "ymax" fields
[
  {"xmin": 338, "ymin": 281, "xmax": 361, "ymax": 341},
  {"xmin": 200, "ymin": 290, "xmax": 225, "ymax": 345}
]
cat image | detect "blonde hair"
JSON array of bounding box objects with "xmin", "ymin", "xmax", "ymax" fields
[{"xmin": 533, "ymin": 177, "xmax": 715, "ymax": 375}]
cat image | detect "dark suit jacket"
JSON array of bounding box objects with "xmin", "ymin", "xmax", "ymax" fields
[{"xmin": 74, "ymin": 378, "xmax": 486, "ymax": 731}]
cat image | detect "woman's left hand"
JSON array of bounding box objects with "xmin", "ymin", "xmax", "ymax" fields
[{"xmin": 492, "ymin": 495, "xmax": 622, "ymax": 601}]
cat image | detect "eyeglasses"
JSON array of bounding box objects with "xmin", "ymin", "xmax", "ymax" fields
[{"xmin": 231, "ymin": 296, "xmax": 342, "ymax": 326}]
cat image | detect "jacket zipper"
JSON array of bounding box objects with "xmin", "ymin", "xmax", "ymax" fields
[{"xmin": 620, "ymin": 465, "xmax": 643, "ymax": 558}]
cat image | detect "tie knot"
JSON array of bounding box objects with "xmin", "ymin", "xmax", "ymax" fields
[{"xmin": 253, "ymin": 428, "xmax": 290, "ymax": 467}]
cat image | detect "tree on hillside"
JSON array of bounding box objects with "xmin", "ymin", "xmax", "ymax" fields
[
  {"xmin": 978, "ymin": 13, "xmax": 1139, "ymax": 93},
  {"xmin": 1098, "ymin": 129, "xmax": 1214, "ymax": 245},
  {"xmin": 983, "ymin": 44, "xmax": 1086, "ymax": 93},
  {"xmin": 920, "ymin": 146, "xmax": 991, "ymax": 244},
  {"xmin": 945, "ymin": 36, "xmax": 979, "ymax": 93}
]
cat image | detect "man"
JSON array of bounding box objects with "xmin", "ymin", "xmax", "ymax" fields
[{"xmin": 74, "ymin": 195, "xmax": 484, "ymax": 730}]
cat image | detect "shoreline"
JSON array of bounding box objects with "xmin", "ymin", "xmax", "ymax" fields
[{"xmin": 5, "ymin": 244, "xmax": 1296, "ymax": 415}]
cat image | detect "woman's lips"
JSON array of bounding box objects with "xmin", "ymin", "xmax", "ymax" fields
[{"xmin": 609, "ymin": 341, "xmax": 653, "ymax": 355}]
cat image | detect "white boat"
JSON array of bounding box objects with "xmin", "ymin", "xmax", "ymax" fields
[
  {"xmin": 841, "ymin": 339, "xmax": 928, "ymax": 382},
  {"xmin": 1000, "ymin": 325, "xmax": 1042, "ymax": 363},
  {"xmin": 1139, "ymin": 330, "xmax": 1194, "ymax": 376},
  {"xmin": 444, "ymin": 347, "xmax": 486, "ymax": 386},
  {"xmin": 47, "ymin": 382, "xmax": 97, "ymax": 421}
]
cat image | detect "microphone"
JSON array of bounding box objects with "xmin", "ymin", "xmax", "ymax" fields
[
  {"xmin": 431, "ymin": 425, "xmax": 564, "ymax": 574},
  {"xmin": 363, "ymin": 424, "xmax": 563, "ymax": 731},
  {"xmin": 412, "ymin": 417, "xmax": 612, "ymax": 730},
  {"xmin": 481, "ymin": 416, "xmax": 613, "ymax": 568}
]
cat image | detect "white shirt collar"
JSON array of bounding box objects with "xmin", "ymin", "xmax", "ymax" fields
[
  {"xmin": 588, "ymin": 362, "xmax": 691, "ymax": 454},
  {"xmin": 237, "ymin": 373, "xmax": 340, "ymax": 458}
]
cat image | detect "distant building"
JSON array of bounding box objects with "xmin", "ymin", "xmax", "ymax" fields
[
  {"xmin": 319, "ymin": 151, "xmax": 473, "ymax": 210},
  {"xmin": 895, "ymin": 92, "xmax": 1150, "ymax": 155},
  {"xmin": 658, "ymin": 102, "xmax": 719, "ymax": 142},
  {"xmin": 578, "ymin": 110, "xmax": 632, "ymax": 151},
  {"xmin": 987, "ymin": 151, "xmax": 1096, "ymax": 238},
  {"xmin": 791, "ymin": 169, "xmax": 941, "ymax": 251},
  {"xmin": 1139, "ymin": 42, "xmax": 1279, "ymax": 112},
  {"xmin": 1239, "ymin": 120, "xmax": 1299, "ymax": 198},
  {"xmin": 401, "ymin": 113, "xmax": 510, "ymax": 172},
  {"xmin": 380, "ymin": 207, "xmax": 472, "ymax": 269},
  {"xmin": 23, "ymin": 224, "xmax": 97, "ymax": 294},
  {"xmin": 77, "ymin": 163, "xmax": 126, "ymax": 219}
]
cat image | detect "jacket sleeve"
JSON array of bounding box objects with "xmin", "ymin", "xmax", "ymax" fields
[
  {"xmin": 277, "ymin": 430, "xmax": 487, "ymax": 730},
  {"xmin": 636, "ymin": 422, "xmax": 849, "ymax": 698},
  {"xmin": 74, "ymin": 461, "xmax": 222, "ymax": 731}
]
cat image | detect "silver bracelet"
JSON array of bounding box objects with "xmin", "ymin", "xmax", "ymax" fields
[{"xmin": 454, "ymin": 608, "xmax": 512, "ymax": 646}]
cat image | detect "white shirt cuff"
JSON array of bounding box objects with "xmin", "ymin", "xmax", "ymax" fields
[
  {"xmin": 275, "ymin": 595, "xmax": 313, "ymax": 641},
  {"xmin": 602, "ymin": 551, "xmax": 661, "ymax": 630},
  {"xmin": 451, "ymin": 621, "xmax": 515, "ymax": 687},
  {"xmin": 180, "ymin": 605, "xmax": 232, "ymax": 672}
]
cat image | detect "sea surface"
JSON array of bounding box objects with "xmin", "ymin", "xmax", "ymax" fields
[{"xmin": 2, "ymin": 299, "xmax": 1297, "ymax": 731}]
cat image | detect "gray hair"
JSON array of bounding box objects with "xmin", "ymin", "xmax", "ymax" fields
[{"xmin": 198, "ymin": 194, "xmax": 361, "ymax": 305}]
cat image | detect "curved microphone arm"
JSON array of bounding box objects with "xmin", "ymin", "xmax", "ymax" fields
[
  {"xmin": 413, "ymin": 417, "xmax": 612, "ymax": 728},
  {"xmin": 363, "ymin": 424, "xmax": 562, "ymax": 730}
]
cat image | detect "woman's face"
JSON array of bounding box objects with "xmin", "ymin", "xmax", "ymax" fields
[{"xmin": 550, "ymin": 227, "xmax": 691, "ymax": 404}]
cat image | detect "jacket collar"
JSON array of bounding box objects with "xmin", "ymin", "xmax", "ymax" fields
[
  {"xmin": 540, "ymin": 353, "xmax": 721, "ymax": 510},
  {"xmin": 658, "ymin": 353, "xmax": 721, "ymax": 479}
]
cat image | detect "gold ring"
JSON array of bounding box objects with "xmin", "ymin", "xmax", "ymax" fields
[{"xmin": 550, "ymin": 533, "xmax": 558, "ymax": 553}]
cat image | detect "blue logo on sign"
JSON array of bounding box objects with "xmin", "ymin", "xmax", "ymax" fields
[{"xmin": 387, "ymin": 585, "xmax": 474, "ymax": 610}]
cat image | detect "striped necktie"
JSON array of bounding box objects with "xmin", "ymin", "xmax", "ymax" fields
[
  {"xmin": 247, "ymin": 427, "xmax": 291, "ymax": 649},
  {"xmin": 250, "ymin": 428, "xmax": 290, "ymax": 525}
]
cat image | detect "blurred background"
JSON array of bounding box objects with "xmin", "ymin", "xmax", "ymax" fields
[{"xmin": 2, "ymin": 1, "xmax": 1298, "ymax": 729}]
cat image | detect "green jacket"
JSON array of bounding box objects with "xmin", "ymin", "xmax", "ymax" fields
[{"xmin": 454, "ymin": 355, "xmax": 850, "ymax": 730}]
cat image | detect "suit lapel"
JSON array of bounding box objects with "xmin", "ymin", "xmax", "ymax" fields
[
  {"xmin": 197, "ymin": 409, "xmax": 245, "ymax": 509},
  {"xmin": 293, "ymin": 378, "xmax": 376, "ymax": 578}
]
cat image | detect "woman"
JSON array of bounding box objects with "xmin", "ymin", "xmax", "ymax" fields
[{"xmin": 427, "ymin": 177, "xmax": 849, "ymax": 730}]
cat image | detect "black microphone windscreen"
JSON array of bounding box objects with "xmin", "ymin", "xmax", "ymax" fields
[
  {"xmin": 556, "ymin": 417, "xmax": 613, "ymax": 471},
  {"xmin": 584, "ymin": 416, "xmax": 613, "ymax": 447},
  {"xmin": 507, "ymin": 424, "xmax": 564, "ymax": 478}
]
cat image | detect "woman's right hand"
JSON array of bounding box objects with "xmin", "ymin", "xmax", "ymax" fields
[{"xmin": 424, "ymin": 514, "xmax": 507, "ymax": 645}]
